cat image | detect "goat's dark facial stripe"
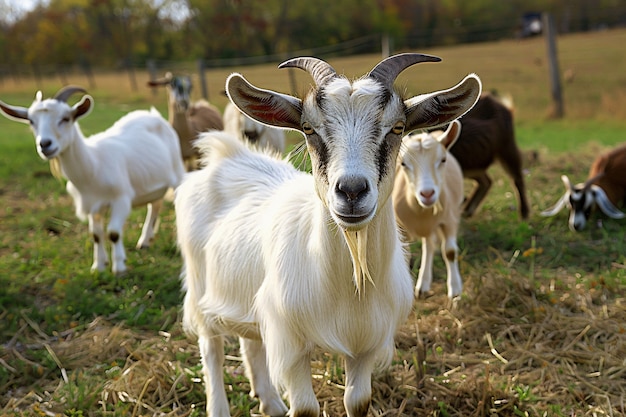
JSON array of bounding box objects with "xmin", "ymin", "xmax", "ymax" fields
[
  {"xmin": 377, "ymin": 131, "xmax": 401, "ymax": 184},
  {"xmin": 307, "ymin": 134, "xmax": 329, "ymax": 181}
]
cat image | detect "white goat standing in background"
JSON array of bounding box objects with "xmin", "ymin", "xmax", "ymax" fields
[
  {"xmin": 176, "ymin": 54, "xmax": 481, "ymax": 416},
  {"xmin": 148, "ymin": 73, "xmax": 224, "ymax": 170},
  {"xmin": 393, "ymin": 121, "xmax": 464, "ymax": 299},
  {"xmin": 0, "ymin": 86, "xmax": 185, "ymax": 275},
  {"xmin": 223, "ymin": 101, "xmax": 286, "ymax": 153}
]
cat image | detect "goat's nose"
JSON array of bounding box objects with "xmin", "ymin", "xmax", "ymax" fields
[
  {"xmin": 337, "ymin": 176, "xmax": 369, "ymax": 202},
  {"xmin": 420, "ymin": 189, "xmax": 435, "ymax": 199},
  {"xmin": 40, "ymin": 138, "xmax": 53, "ymax": 150}
]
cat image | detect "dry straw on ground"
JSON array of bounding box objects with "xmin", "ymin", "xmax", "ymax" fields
[{"xmin": 2, "ymin": 260, "xmax": 624, "ymax": 416}]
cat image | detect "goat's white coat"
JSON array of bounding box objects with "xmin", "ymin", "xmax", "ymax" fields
[
  {"xmin": 176, "ymin": 54, "xmax": 482, "ymax": 417},
  {"xmin": 0, "ymin": 91, "xmax": 185, "ymax": 274},
  {"xmin": 223, "ymin": 101, "xmax": 286, "ymax": 153},
  {"xmin": 393, "ymin": 121, "xmax": 464, "ymax": 298}
]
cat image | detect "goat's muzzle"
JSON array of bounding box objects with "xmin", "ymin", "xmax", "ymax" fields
[
  {"xmin": 332, "ymin": 176, "xmax": 376, "ymax": 229},
  {"xmin": 38, "ymin": 137, "xmax": 59, "ymax": 159}
]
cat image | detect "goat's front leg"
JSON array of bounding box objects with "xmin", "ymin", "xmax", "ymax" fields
[
  {"xmin": 108, "ymin": 198, "xmax": 131, "ymax": 275},
  {"xmin": 265, "ymin": 331, "xmax": 318, "ymax": 417},
  {"xmin": 199, "ymin": 334, "xmax": 231, "ymax": 417},
  {"xmin": 88, "ymin": 212, "xmax": 108, "ymax": 272},
  {"xmin": 344, "ymin": 353, "xmax": 376, "ymax": 417},
  {"xmin": 438, "ymin": 226, "xmax": 463, "ymax": 298},
  {"xmin": 239, "ymin": 337, "xmax": 287, "ymax": 416},
  {"xmin": 137, "ymin": 199, "xmax": 162, "ymax": 249},
  {"xmin": 415, "ymin": 234, "xmax": 436, "ymax": 297}
]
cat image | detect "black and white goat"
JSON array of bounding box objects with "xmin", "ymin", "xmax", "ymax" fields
[
  {"xmin": 542, "ymin": 144, "xmax": 626, "ymax": 231},
  {"xmin": 175, "ymin": 54, "xmax": 481, "ymax": 416}
]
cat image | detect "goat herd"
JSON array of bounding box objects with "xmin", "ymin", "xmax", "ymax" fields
[{"xmin": 1, "ymin": 53, "xmax": 625, "ymax": 417}]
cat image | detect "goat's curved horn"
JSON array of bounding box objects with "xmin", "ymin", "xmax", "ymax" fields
[
  {"xmin": 54, "ymin": 86, "xmax": 87, "ymax": 103},
  {"xmin": 368, "ymin": 53, "xmax": 442, "ymax": 90},
  {"xmin": 582, "ymin": 172, "xmax": 604, "ymax": 191},
  {"xmin": 279, "ymin": 57, "xmax": 337, "ymax": 87}
]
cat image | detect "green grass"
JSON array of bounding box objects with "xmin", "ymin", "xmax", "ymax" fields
[{"xmin": 1, "ymin": 29, "xmax": 626, "ymax": 416}]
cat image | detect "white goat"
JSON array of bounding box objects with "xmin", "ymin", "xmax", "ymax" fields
[
  {"xmin": 148, "ymin": 73, "xmax": 224, "ymax": 170},
  {"xmin": 176, "ymin": 54, "xmax": 481, "ymax": 417},
  {"xmin": 541, "ymin": 143, "xmax": 626, "ymax": 231},
  {"xmin": 0, "ymin": 86, "xmax": 185, "ymax": 275},
  {"xmin": 393, "ymin": 121, "xmax": 464, "ymax": 299},
  {"xmin": 223, "ymin": 101, "xmax": 286, "ymax": 153}
]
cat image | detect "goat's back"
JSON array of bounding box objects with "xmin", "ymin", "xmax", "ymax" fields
[
  {"xmin": 450, "ymin": 93, "xmax": 518, "ymax": 171},
  {"xmin": 88, "ymin": 109, "xmax": 183, "ymax": 182},
  {"xmin": 189, "ymin": 100, "xmax": 224, "ymax": 131},
  {"xmin": 590, "ymin": 144, "xmax": 626, "ymax": 205}
]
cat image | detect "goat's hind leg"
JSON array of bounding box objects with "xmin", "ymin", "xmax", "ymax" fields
[
  {"xmin": 463, "ymin": 172, "xmax": 491, "ymax": 217},
  {"xmin": 240, "ymin": 337, "xmax": 287, "ymax": 416},
  {"xmin": 137, "ymin": 199, "xmax": 162, "ymax": 249},
  {"xmin": 438, "ymin": 226, "xmax": 463, "ymax": 298}
]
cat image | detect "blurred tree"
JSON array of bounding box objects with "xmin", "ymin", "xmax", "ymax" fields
[{"xmin": 0, "ymin": 0, "xmax": 625, "ymax": 70}]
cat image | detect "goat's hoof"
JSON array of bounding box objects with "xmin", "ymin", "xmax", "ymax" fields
[{"xmin": 416, "ymin": 289, "xmax": 435, "ymax": 299}]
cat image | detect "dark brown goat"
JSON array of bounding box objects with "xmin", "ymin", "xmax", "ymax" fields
[{"xmin": 450, "ymin": 92, "xmax": 529, "ymax": 219}]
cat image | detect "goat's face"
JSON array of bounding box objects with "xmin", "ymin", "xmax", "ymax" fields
[
  {"xmin": 566, "ymin": 183, "xmax": 594, "ymax": 231},
  {"xmin": 168, "ymin": 75, "xmax": 192, "ymax": 112},
  {"xmin": 541, "ymin": 174, "xmax": 625, "ymax": 231},
  {"xmin": 399, "ymin": 121, "xmax": 461, "ymax": 209},
  {"xmin": 299, "ymin": 76, "xmax": 406, "ymax": 229},
  {"xmin": 0, "ymin": 86, "xmax": 92, "ymax": 160},
  {"xmin": 226, "ymin": 54, "xmax": 482, "ymax": 231},
  {"xmin": 241, "ymin": 112, "xmax": 264, "ymax": 143}
]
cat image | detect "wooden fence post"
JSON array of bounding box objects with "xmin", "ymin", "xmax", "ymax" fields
[
  {"xmin": 543, "ymin": 12, "xmax": 564, "ymax": 118},
  {"xmin": 147, "ymin": 59, "xmax": 158, "ymax": 96},
  {"xmin": 197, "ymin": 59, "xmax": 209, "ymax": 100}
]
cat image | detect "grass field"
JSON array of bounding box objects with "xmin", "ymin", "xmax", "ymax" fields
[{"xmin": 1, "ymin": 29, "xmax": 626, "ymax": 416}]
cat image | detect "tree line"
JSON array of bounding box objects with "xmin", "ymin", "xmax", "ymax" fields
[{"xmin": 1, "ymin": 0, "xmax": 625, "ymax": 72}]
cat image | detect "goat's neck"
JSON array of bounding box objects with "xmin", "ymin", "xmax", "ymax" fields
[
  {"xmin": 169, "ymin": 106, "xmax": 192, "ymax": 137},
  {"xmin": 55, "ymin": 124, "xmax": 99, "ymax": 187}
]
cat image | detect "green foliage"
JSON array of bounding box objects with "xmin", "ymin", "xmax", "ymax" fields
[{"xmin": 2, "ymin": 0, "xmax": 626, "ymax": 68}]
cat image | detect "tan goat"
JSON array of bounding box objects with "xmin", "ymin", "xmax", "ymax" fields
[
  {"xmin": 393, "ymin": 120, "xmax": 464, "ymax": 298},
  {"xmin": 148, "ymin": 73, "xmax": 223, "ymax": 170}
]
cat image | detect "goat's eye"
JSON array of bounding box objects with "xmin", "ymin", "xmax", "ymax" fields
[
  {"xmin": 302, "ymin": 122, "xmax": 315, "ymax": 135},
  {"xmin": 391, "ymin": 121, "xmax": 405, "ymax": 135},
  {"xmin": 59, "ymin": 116, "xmax": 70, "ymax": 125}
]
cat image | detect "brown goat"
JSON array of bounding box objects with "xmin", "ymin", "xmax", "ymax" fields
[
  {"xmin": 148, "ymin": 73, "xmax": 223, "ymax": 171},
  {"xmin": 542, "ymin": 144, "xmax": 626, "ymax": 231},
  {"xmin": 450, "ymin": 92, "xmax": 529, "ymax": 219}
]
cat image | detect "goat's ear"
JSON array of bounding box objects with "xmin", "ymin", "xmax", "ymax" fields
[
  {"xmin": 592, "ymin": 185, "xmax": 625, "ymax": 219},
  {"xmin": 0, "ymin": 100, "xmax": 30, "ymax": 124},
  {"xmin": 439, "ymin": 120, "xmax": 461, "ymax": 149},
  {"xmin": 71, "ymin": 95, "xmax": 93, "ymax": 120},
  {"xmin": 226, "ymin": 73, "xmax": 302, "ymax": 131},
  {"xmin": 405, "ymin": 74, "xmax": 481, "ymax": 132}
]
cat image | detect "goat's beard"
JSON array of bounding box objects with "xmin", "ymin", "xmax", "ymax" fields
[
  {"xmin": 49, "ymin": 158, "xmax": 63, "ymax": 180},
  {"xmin": 342, "ymin": 226, "xmax": 375, "ymax": 296}
]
